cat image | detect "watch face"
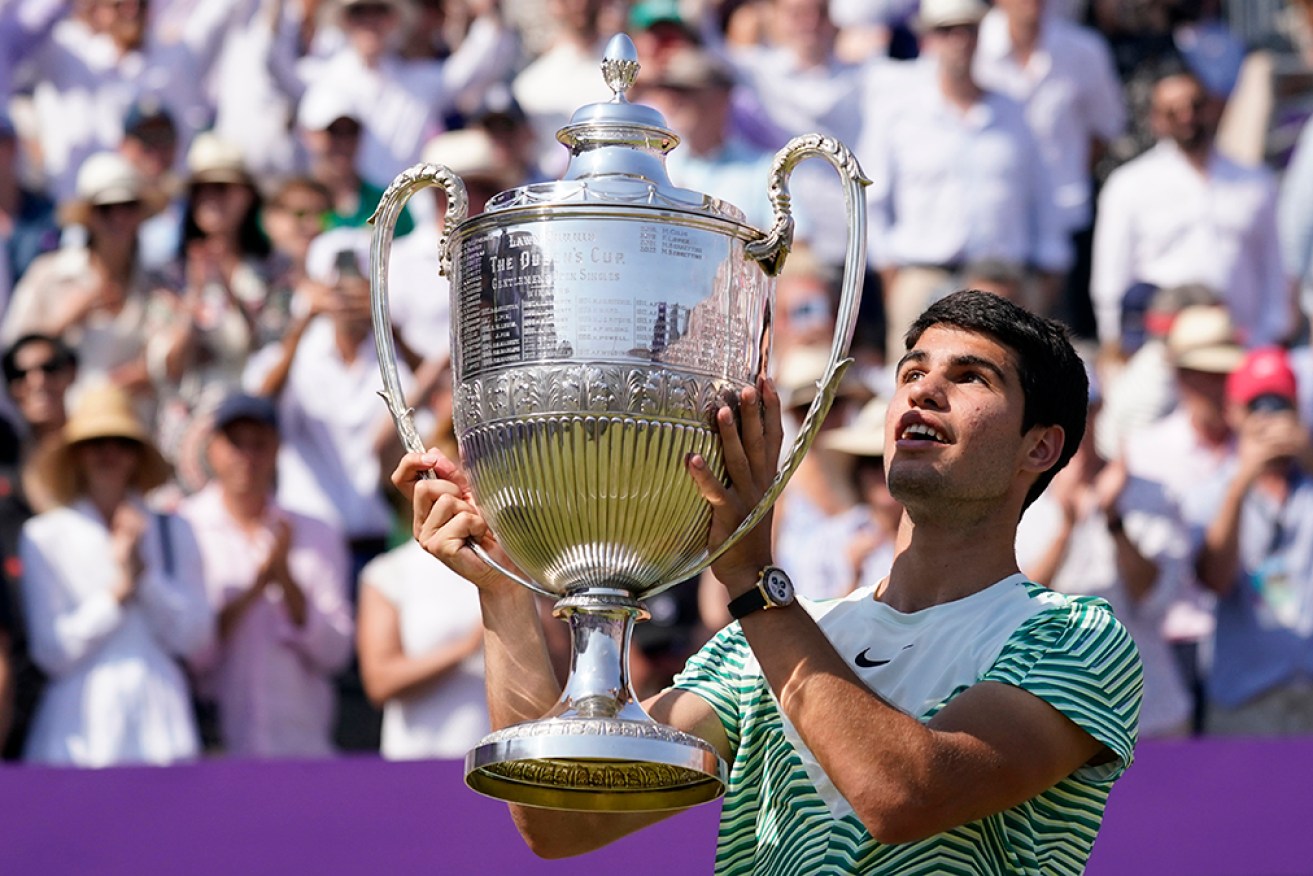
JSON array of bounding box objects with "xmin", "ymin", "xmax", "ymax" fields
[{"xmin": 763, "ymin": 568, "xmax": 793, "ymax": 604}]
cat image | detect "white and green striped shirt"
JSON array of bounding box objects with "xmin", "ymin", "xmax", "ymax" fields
[{"xmin": 673, "ymin": 574, "xmax": 1143, "ymax": 875}]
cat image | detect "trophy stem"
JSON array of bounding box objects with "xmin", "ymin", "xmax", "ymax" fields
[
  {"xmin": 548, "ymin": 590, "xmax": 649, "ymax": 723},
  {"xmin": 464, "ymin": 588, "xmax": 727, "ymax": 811}
]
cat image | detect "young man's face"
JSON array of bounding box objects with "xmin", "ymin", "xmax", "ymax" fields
[{"xmin": 884, "ymin": 325, "xmax": 1046, "ymax": 514}]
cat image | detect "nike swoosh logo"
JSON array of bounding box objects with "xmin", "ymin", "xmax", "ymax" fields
[{"xmin": 854, "ymin": 644, "xmax": 913, "ymax": 669}]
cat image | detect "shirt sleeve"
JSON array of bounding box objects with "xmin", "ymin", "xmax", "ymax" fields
[
  {"xmin": 276, "ymin": 514, "xmax": 354, "ymax": 674},
  {"xmin": 19, "ymin": 525, "xmax": 125, "ymax": 677},
  {"xmin": 136, "ymin": 513, "xmax": 217, "ymax": 662},
  {"xmin": 671, "ymin": 624, "xmax": 752, "ymax": 753},
  {"xmin": 980, "ymin": 595, "xmax": 1143, "ymax": 783},
  {"xmin": 1090, "ymin": 170, "xmax": 1137, "ymax": 347}
]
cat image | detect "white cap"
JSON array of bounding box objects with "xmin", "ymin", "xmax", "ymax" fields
[
  {"xmin": 297, "ymin": 86, "xmax": 361, "ymax": 132},
  {"xmin": 917, "ymin": 0, "xmax": 989, "ymax": 31}
]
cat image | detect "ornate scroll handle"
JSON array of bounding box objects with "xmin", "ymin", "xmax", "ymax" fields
[
  {"xmin": 672, "ymin": 134, "xmax": 870, "ymax": 583},
  {"xmin": 368, "ymin": 163, "xmax": 538, "ymax": 592}
]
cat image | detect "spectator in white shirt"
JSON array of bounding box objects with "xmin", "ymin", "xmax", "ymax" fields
[
  {"xmin": 1017, "ymin": 380, "xmax": 1193, "ymax": 738},
  {"xmin": 973, "ymin": 0, "xmax": 1126, "ymax": 336},
  {"xmin": 860, "ymin": 0, "xmax": 1070, "ymax": 362},
  {"xmin": 243, "ymin": 227, "xmax": 419, "ymax": 584},
  {"xmin": 1091, "ymin": 68, "xmax": 1292, "ymax": 357},
  {"xmin": 3, "ymin": 152, "xmax": 174, "ymax": 418},
  {"xmin": 20, "ymin": 384, "xmax": 213, "ymax": 766},
  {"xmin": 632, "ymin": 46, "xmax": 775, "ymax": 228},
  {"xmin": 512, "ymin": 0, "xmax": 613, "ymax": 178},
  {"xmin": 181, "ymin": 392, "xmax": 353, "ymax": 758},
  {"xmin": 15, "ymin": 0, "xmax": 209, "ymax": 203},
  {"xmin": 298, "ymin": 0, "xmax": 514, "ymax": 190},
  {"xmin": 729, "ymin": 0, "xmax": 871, "ymax": 268}
]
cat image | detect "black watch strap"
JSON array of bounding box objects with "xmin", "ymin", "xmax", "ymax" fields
[{"xmin": 728, "ymin": 585, "xmax": 768, "ymax": 621}]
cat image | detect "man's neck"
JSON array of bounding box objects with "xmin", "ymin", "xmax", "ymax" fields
[
  {"xmin": 1173, "ymin": 138, "xmax": 1213, "ymax": 174},
  {"xmin": 335, "ymin": 325, "xmax": 368, "ymax": 363},
  {"xmin": 939, "ymin": 69, "xmax": 983, "ymax": 112},
  {"xmin": 222, "ymin": 488, "xmax": 269, "ymax": 526},
  {"xmin": 879, "ymin": 509, "xmax": 1022, "ymax": 613}
]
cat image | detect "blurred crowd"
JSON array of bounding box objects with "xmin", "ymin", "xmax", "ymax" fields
[{"xmin": 1, "ymin": 0, "xmax": 1313, "ymax": 767}]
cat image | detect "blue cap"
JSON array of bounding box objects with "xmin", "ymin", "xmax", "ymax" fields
[{"xmin": 212, "ymin": 393, "xmax": 278, "ymax": 432}]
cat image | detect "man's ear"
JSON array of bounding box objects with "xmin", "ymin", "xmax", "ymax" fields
[{"xmin": 1022, "ymin": 424, "xmax": 1065, "ymax": 475}]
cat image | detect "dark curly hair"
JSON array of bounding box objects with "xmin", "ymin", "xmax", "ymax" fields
[{"xmin": 904, "ymin": 290, "xmax": 1089, "ymax": 512}]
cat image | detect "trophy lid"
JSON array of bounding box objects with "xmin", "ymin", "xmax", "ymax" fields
[{"xmin": 479, "ymin": 34, "xmax": 746, "ymax": 224}]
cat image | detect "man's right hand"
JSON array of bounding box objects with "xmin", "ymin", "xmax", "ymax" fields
[{"xmin": 391, "ymin": 450, "xmax": 521, "ymax": 593}]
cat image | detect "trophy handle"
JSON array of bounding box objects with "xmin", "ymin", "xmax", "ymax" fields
[
  {"xmin": 369, "ymin": 163, "xmax": 543, "ymax": 592},
  {"xmin": 675, "ymin": 134, "xmax": 870, "ymax": 583}
]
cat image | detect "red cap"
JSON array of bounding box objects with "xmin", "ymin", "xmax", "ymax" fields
[{"xmin": 1226, "ymin": 347, "xmax": 1298, "ymax": 407}]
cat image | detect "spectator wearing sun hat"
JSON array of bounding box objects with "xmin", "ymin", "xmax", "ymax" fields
[
  {"xmin": 149, "ymin": 133, "xmax": 274, "ymax": 491},
  {"xmin": 1, "ymin": 152, "xmax": 173, "ymax": 419},
  {"xmin": 1117, "ymin": 304, "xmax": 1249, "ymax": 729},
  {"xmin": 296, "ymin": 88, "xmax": 414, "ymax": 238},
  {"xmin": 807, "ymin": 396, "xmax": 901, "ymax": 599},
  {"xmin": 1183, "ymin": 347, "xmax": 1313, "ymax": 735},
  {"xmin": 19, "ymin": 384, "xmax": 213, "ymax": 766}
]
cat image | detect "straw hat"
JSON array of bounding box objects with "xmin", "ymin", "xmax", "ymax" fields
[
  {"xmin": 818, "ymin": 397, "xmax": 888, "ymax": 457},
  {"xmin": 1165, "ymin": 305, "xmax": 1245, "ymax": 373},
  {"xmin": 31, "ymin": 384, "xmax": 172, "ymax": 505},
  {"xmin": 421, "ymin": 128, "xmax": 518, "ymax": 189},
  {"xmin": 185, "ymin": 132, "xmax": 254, "ymax": 188},
  {"xmin": 58, "ymin": 151, "xmax": 169, "ymax": 226},
  {"xmin": 774, "ymin": 344, "xmax": 873, "ymax": 410}
]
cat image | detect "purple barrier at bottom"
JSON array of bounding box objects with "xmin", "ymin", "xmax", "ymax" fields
[{"xmin": 0, "ymin": 738, "xmax": 1308, "ymax": 875}]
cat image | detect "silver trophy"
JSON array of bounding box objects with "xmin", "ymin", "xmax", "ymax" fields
[{"xmin": 370, "ymin": 35, "xmax": 867, "ymax": 811}]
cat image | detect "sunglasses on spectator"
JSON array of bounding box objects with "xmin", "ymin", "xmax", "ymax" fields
[
  {"xmin": 932, "ymin": 22, "xmax": 978, "ymax": 35},
  {"xmin": 78, "ymin": 436, "xmax": 142, "ymax": 452},
  {"xmin": 6, "ymin": 360, "xmax": 68, "ymax": 381}
]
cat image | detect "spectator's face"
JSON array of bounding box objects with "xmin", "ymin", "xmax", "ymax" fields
[
  {"xmin": 86, "ymin": 199, "xmax": 145, "ymax": 244},
  {"xmin": 191, "ymin": 182, "xmax": 254, "ymax": 238},
  {"xmin": 73, "ymin": 437, "xmax": 142, "ymax": 496},
  {"xmin": 1151, "ymin": 74, "xmax": 1216, "ymax": 150},
  {"xmin": 305, "ymin": 118, "xmax": 361, "ymax": 175},
  {"xmin": 90, "ymin": 0, "xmax": 146, "ymax": 46},
  {"xmin": 344, "ymin": 2, "xmax": 400, "ymax": 59},
  {"xmin": 208, "ymin": 420, "xmax": 279, "ymax": 497},
  {"xmin": 1175, "ymin": 367, "xmax": 1231, "ymax": 434},
  {"xmin": 6, "ymin": 341, "xmax": 75, "ymax": 432},
  {"xmin": 264, "ymin": 185, "xmax": 329, "ymax": 261},
  {"xmin": 121, "ymin": 122, "xmax": 177, "ymax": 180},
  {"xmin": 775, "ymin": 273, "xmax": 834, "ymax": 350},
  {"xmin": 996, "ymin": 0, "xmax": 1047, "ymax": 27},
  {"xmin": 925, "ymin": 21, "xmax": 980, "ymax": 77},
  {"xmin": 548, "ymin": 0, "xmax": 604, "ymax": 38},
  {"xmin": 639, "ymin": 84, "xmax": 730, "ymax": 155},
  {"xmin": 771, "ymin": 0, "xmax": 836, "ymax": 59}
]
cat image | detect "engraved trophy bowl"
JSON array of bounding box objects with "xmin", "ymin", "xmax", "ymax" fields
[{"xmin": 370, "ymin": 34, "xmax": 868, "ymax": 811}]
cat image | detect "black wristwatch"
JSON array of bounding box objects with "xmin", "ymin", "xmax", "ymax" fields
[{"xmin": 728, "ymin": 566, "xmax": 796, "ymax": 620}]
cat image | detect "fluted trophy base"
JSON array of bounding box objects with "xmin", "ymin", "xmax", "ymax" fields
[
  {"xmin": 463, "ymin": 589, "xmax": 727, "ymax": 811},
  {"xmin": 465, "ymin": 718, "xmax": 725, "ymax": 811}
]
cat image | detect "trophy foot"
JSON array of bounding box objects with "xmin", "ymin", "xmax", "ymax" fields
[
  {"xmin": 465, "ymin": 716, "xmax": 726, "ymax": 811},
  {"xmin": 464, "ymin": 588, "xmax": 726, "ymax": 811}
]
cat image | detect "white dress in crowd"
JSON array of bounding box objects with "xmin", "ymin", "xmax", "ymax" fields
[
  {"xmin": 20, "ymin": 497, "xmax": 215, "ymax": 766},
  {"xmin": 361, "ymin": 540, "xmax": 488, "ymax": 761}
]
